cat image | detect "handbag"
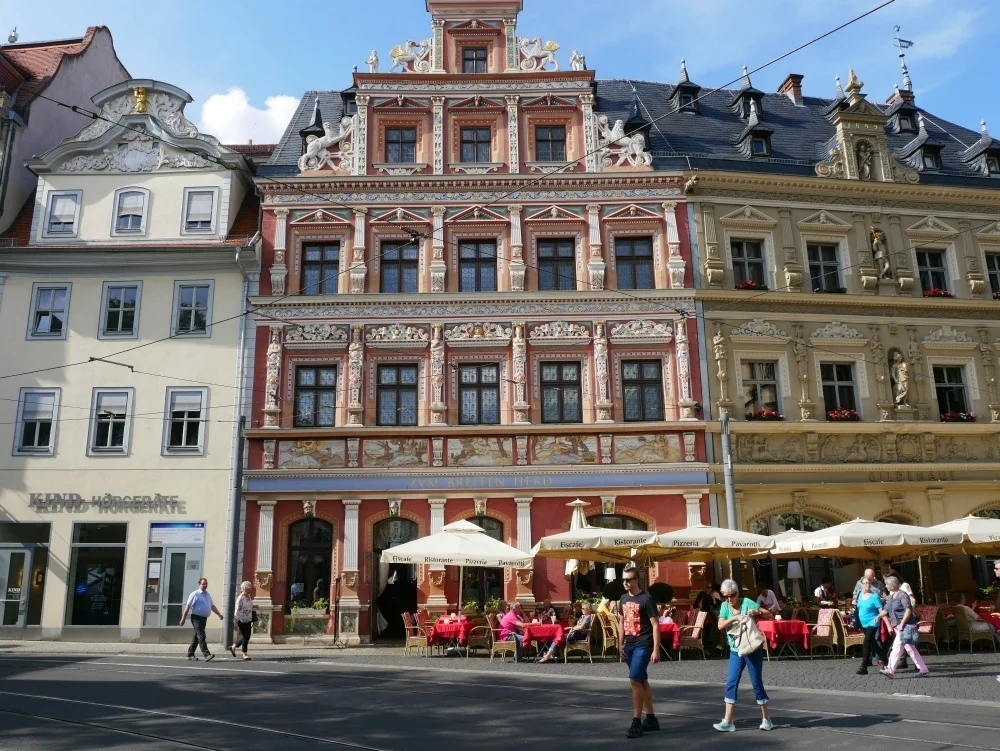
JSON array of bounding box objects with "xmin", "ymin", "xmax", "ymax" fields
[
  {"xmin": 251, "ymin": 609, "xmax": 258, "ymax": 624},
  {"xmin": 900, "ymin": 623, "xmax": 919, "ymax": 645},
  {"xmin": 846, "ymin": 610, "xmax": 861, "ymax": 630},
  {"xmin": 729, "ymin": 613, "xmax": 767, "ymax": 657}
]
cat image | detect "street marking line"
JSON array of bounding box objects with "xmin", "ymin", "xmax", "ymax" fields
[
  {"xmin": 904, "ymin": 718, "xmax": 1000, "ymax": 732},
  {"xmin": 0, "ymin": 656, "xmax": 288, "ymax": 675},
  {"xmin": 0, "ymin": 690, "xmax": 394, "ymax": 751}
]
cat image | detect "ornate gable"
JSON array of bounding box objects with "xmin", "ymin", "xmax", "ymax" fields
[
  {"xmin": 604, "ymin": 204, "xmax": 662, "ymax": 222},
  {"xmin": 449, "ymin": 205, "xmax": 507, "ymax": 223},
  {"xmin": 718, "ymin": 205, "xmax": 777, "ymax": 229},
  {"xmin": 371, "ymin": 207, "xmax": 430, "ymax": 225},
  {"xmin": 525, "ymin": 205, "xmax": 584, "ymax": 222},
  {"xmin": 905, "ymin": 215, "xmax": 957, "ymax": 238},
  {"xmin": 797, "ymin": 210, "xmax": 852, "ymax": 234},
  {"xmin": 290, "ymin": 209, "xmax": 351, "ymax": 226}
]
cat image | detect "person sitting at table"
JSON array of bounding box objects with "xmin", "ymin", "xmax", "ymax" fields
[
  {"xmin": 693, "ymin": 582, "xmax": 721, "ymax": 653},
  {"xmin": 538, "ymin": 602, "xmax": 594, "ymax": 663},
  {"xmin": 499, "ymin": 601, "xmax": 529, "ymax": 661},
  {"xmin": 538, "ymin": 599, "xmax": 557, "ymax": 621},
  {"xmin": 658, "ymin": 604, "xmax": 674, "ymax": 625},
  {"xmin": 814, "ymin": 578, "xmax": 837, "ymax": 607},
  {"xmin": 756, "ymin": 585, "xmax": 781, "ymax": 614}
]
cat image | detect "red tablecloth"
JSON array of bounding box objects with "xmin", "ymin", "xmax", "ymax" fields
[
  {"xmin": 659, "ymin": 622, "xmax": 681, "ymax": 650},
  {"xmin": 428, "ymin": 618, "xmax": 475, "ymax": 646},
  {"xmin": 979, "ymin": 612, "xmax": 1000, "ymax": 631},
  {"xmin": 521, "ymin": 623, "xmax": 566, "ymax": 649},
  {"xmin": 758, "ymin": 619, "xmax": 809, "ymax": 651}
]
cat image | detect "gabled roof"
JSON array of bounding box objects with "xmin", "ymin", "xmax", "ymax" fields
[{"xmin": 0, "ymin": 27, "xmax": 107, "ymax": 105}]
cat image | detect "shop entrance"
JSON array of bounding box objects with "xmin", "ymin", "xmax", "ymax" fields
[
  {"xmin": 159, "ymin": 548, "xmax": 204, "ymax": 627},
  {"xmin": 0, "ymin": 547, "xmax": 30, "ymax": 627},
  {"xmin": 372, "ymin": 518, "xmax": 418, "ymax": 641}
]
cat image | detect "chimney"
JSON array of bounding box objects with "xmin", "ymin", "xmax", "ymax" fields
[{"xmin": 778, "ymin": 73, "xmax": 804, "ymax": 106}]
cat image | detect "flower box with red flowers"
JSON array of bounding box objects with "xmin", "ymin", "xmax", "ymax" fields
[
  {"xmin": 827, "ymin": 409, "xmax": 860, "ymax": 422},
  {"xmin": 940, "ymin": 411, "xmax": 976, "ymax": 422},
  {"xmin": 736, "ymin": 280, "xmax": 768, "ymax": 291},
  {"xmin": 745, "ymin": 409, "xmax": 783, "ymax": 421},
  {"xmin": 922, "ymin": 288, "xmax": 954, "ymax": 298}
]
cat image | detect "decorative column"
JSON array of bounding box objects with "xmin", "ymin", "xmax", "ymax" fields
[
  {"xmin": 594, "ymin": 321, "xmax": 613, "ymax": 422},
  {"xmin": 350, "ymin": 208, "xmax": 368, "ymax": 293},
  {"xmin": 430, "ymin": 323, "xmax": 447, "ymax": 425},
  {"xmin": 347, "ymin": 325, "xmax": 364, "ymax": 425},
  {"xmin": 978, "ymin": 328, "xmax": 1000, "ymax": 422},
  {"xmin": 430, "ymin": 206, "xmax": 447, "ymax": 292},
  {"xmin": 700, "ymin": 204, "xmax": 724, "ymax": 287},
  {"xmin": 339, "ymin": 499, "xmax": 362, "ymax": 644},
  {"xmin": 431, "ymin": 97, "xmax": 445, "ymax": 175},
  {"xmin": 961, "ymin": 220, "xmax": 986, "ymax": 297},
  {"xmin": 793, "ymin": 323, "xmax": 816, "ymax": 420},
  {"xmin": 869, "ymin": 324, "xmax": 893, "ymax": 421},
  {"xmin": 505, "ymin": 95, "xmax": 520, "ymax": 174},
  {"xmin": 504, "ymin": 18, "xmax": 519, "ymax": 72},
  {"xmin": 512, "ymin": 323, "xmax": 529, "ymax": 424},
  {"xmin": 675, "ymin": 319, "xmax": 697, "ymax": 420},
  {"xmin": 508, "ymin": 205, "xmax": 525, "ymax": 291},
  {"xmin": 778, "ymin": 208, "xmax": 803, "ymax": 291},
  {"xmin": 426, "ymin": 498, "xmax": 448, "ymax": 610},
  {"xmin": 586, "ymin": 204, "xmax": 604, "ymax": 289},
  {"xmin": 905, "ymin": 325, "xmax": 930, "ymax": 420},
  {"xmin": 579, "ymin": 94, "xmax": 600, "ymax": 173},
  {"xmin": 713, "ymin": 323, "xmax": 733, "ymax": 417},
  {"xmin": 352, "ymin": 95, "xmax": 369, "ymax": 176},
  {"xmin": 663, "ymin": 203, "xmax": 686, "ymax": 289},
  {"xmin": 926, "ymin": 488, "xmax": 946, "ymax": 526},
  {"xmin": 431, "ymin": 19, "xmax": 445, "ymax": 73},
  {"xmin": 683, "ymin": 493, "xmax": 704, "ymax": 526},
  {"xmin": 270, "ymin": 209, "xmax": 289, "ymax": 295},
  {"xmin": 888, "ymin": 215, "xmax": 914, "ymax": 293},
  {"xmin": 514, "ymin": 498, "xmax": 535, "ymax": 605},
  {"xmin": 254, "ymin": 501, "xmax": 277, "ymax": 638},
  {"xmin": 852, "ymin": 212, "xmax": 877, "ymax": 294},
  {"xmin": 263, "ymin": 325, "xmax": 282, "ymax": 428}
]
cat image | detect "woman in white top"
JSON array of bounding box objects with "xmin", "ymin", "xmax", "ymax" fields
[
  {"xmin": 230, "ymin": 581, "xmax": 257, "ymax": 660},
  {"xmin": 756, "ymin": 586, "xmax": 780, "ymax": 614}
]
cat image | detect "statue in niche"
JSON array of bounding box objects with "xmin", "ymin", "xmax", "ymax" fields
[
  {"xmin": 856, "ymin": 140, "xmax": 874, "ymax": 180},
  {"xmin": 890, "ymin": 350, "xmax": 910, "ymax": 406},
  {"xmin": 366, "ymin": 50, "xmax": 379, "ymax": 73},
  {"xmin": 871, "ymin": 226, "xmax": 892, "ymax": 280}
]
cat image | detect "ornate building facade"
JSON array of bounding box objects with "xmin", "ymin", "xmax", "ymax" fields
[{"xmin": 243, "ymin": 0, "xmax": 709, "ymax": 642}]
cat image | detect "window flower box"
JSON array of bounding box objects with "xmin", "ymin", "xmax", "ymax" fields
[
  {"xmin": 736, "ymin": 280, "xmax": 768, "ymax": 291},
  {"xmin": 814, "ymin": 287, "xmax": 848, "ymax": 294},
  {"xmin": 922, "ymin": 288, "xmax": 954, "ymax": 298},
  {"xmin": 827, "ymin": 408, "xmax": 860, "ymax": 422},
  {"xmin": 745, "ymin": 408, "xmax": 783, "ymax": 421},
  {"xmin": 940, "ymin": 411, "xmax": 976, "ymax": 422}
]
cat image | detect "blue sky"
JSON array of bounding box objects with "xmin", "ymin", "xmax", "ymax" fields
[{"xmin": 7, "ymin": 0, "xmax": 995, "ymax": 144}]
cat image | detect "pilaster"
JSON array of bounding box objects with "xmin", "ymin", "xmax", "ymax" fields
[
  {"xmin": 347, "ymin": 325, "xmax": 364, "ymax": 425},
  {"xmin": 512, "ymin": 323, "xmax": 529, "ymax": 423},
  {"xmin": 926, "ymin": 488, "xmax": 946, "ymax": 526},
  {"xmin": 793, "ymin": 323, "xmax": 816, "ymax": 420},
  {"xmin": 683, "ymin": 493, "xmax": 704, "ymax": 526},
  {"xmin": 579, "ymin": 94, "xmax": 600, "ymax": 173},
  {"xmin": 960, "ymin": 219, "xmax": 986, "ymax": 297},
  {"xmin": 350, "ymin": 208, "xmax": 368, "ymax": 293},
  {"xmin": 586, "ymin": 204, "xmax": 604, "ymax": 289},
  {"xmin": 254, "ymin": 500, "xmax": 277, "ymax": 608},
  {"xmin": 430, "ymin": 323, "xmax": 447, "ymax": 425},
  {"xmin": 262, "ymin": 326, "xmax": 282, "ymax": 428},
  {"xmin": 676, "ymin": 318, "xmax": 697, "ymax": 420},
  {"xmin": 430, "ymin": 205, "xmax": 447, "ymax": 291},
  {"xmin": 514, "ymin": 498, "xmax": 535, "ymax": 605},
  {"xmin": 503, "ymin": 18, "xmax": 518, "ymax": 72},
  {"xmin": 431, "ymin": 97, "xmax": 445, "ymax": 175},
  {"xmin": 594, "ymin": 321, "xmax": 613, "ymax": 422},
  {"xmin": 853, "ymin": 212, "xmax": 877, "ymax": 293},
  {"xmin": 663, "ymin": 202, "xmax": 686, "ymax": 289},
  {"xmin": 432, "ymin": 19, "xmax": 445, "ymax": 73},
  {"xmin": 339, "ymin": 499, "xmax": 362, "ymax": 644},
  {"xmin": 778, "ymin": 208, "xmax": 803, "ymax": 291},
  {"xmin": 887, "ymin": 215, "xmax": 914, "ymax": 293},
  {"xmin": 426, "ymin": 498, "xmax": 448, "ymax": 609},
  {"xmin": 508, "ymin": 205, "xmax": 525, "ymax": 291},
  {"xmin": 353, "ymin": 95, "xmax": 370, "ymax": 176},
  {"xmin": 701, "ymin": 204, "xmax": 724, "ymax": 288},
  {"xmin": 270, "ymin": 209, "xmax": 289, "ymax": 294},
  {"xmin": 505, "ymin": 95, "xmax": 520, "ymax": 174}
]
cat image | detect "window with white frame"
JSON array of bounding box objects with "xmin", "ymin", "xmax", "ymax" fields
[
  {"xmin": 622, "ymin": 360, "xmax": 664, "ymax": 422},
  {"xmin": 14, "ymin": 388, "xmax": 60, "ymax": 455},
  {"xmin": 44, "ymin": 191, "xmax": 81, "ymax": 237},
  {"xmin": 171, "ymin": 281, "xmax": 214, "ymax": 336},
  {"xmin": 27, "ymin": 283, "xmax": 71, "ymax": 340},
  {"xmin": 933, "ymin": 365, "xmax": 969, "ymax": 415},
  {"xmin": 916, "ymin": 249, "xmax": 948, "ymax": 292},
  {"xmin": 100, "ymin": 282, "xmax": 141, "ymax": 338},
  {"xmin": 986, "ymin": 253, "xmax": 1000, "ymax": 297},
  {"xmin": 730, "ymin": 240, "xmax": 766, "ymax": 288},
  {"xmin": 741, "ymin": 361, "xmax": 779, "ymax": 415},
  {"xmin": 113, "ymin": 189, "xmax": 147, "ymax": 234},
  {"xmin": 182, "ymin": 189, "xmax": 216, "ymax": 234},
  {"xmin": 89, "ymin": 389, "xmax": 133, "ymax": 455},
  {"xmin": 807, "ymin": 243, "xmax": 842, "ymax": 292},
  {"xmin": 163, "ymin": 388, "xmax": 207, "ymax": 454},
  {"xmin": 820, "ymin": 363, "xmax": 858, "ymax": 416}
]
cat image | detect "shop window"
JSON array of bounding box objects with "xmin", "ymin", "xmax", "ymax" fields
[
  {"xmin": 917, "ymin": 250, "xmax": 948, "ymax": 292},
  {"xmin": 807, "ymin": 243, "xmax": 842, "ymax": 292},
  {"xmin": 741, "ymin": 361, "xmax": 779, "ymax": 415},
  {"xmin": 294, "ymin": 366, "xmax": 337, "ymax": 427},
  {"xmin": 730, "ymin": 240, "xmax": 766, "ymax": 288},
  {"xmin": 615, "ymin": 237, "xmax": 654, "ymax": 290},
  {"xmin": 574, "ymin": 515, "xmax": 648, "ymax": 595},
  {"xmin": 66, "ymin": 523, "xmax": 127, "ymax": 626},
  {"xmin": 377, "ymin": 364, "xmax": 418, "ymax": 426},
  {"xmin": 537, "ymin": 238, "xmax": 576, "ymax": 291},
  {"xmin": 535, "ymin": 125, "xmax": 566, "ymax": 161},
  {"xmin": 459, "ymin": 240, "xmax": 497, "ymax": 292},
  {"xmin": 458, "ymin": 363, "xmax": 500, "ymax": 425},
  {"xmin": 622, "ymin": 361, "xmax": 664, "ymax": 422},
  {"xmin": 540, "ymin": 362, "xmax": 582, "ymax": 423},
  {"xmin": 287, "ymin": 519, "xmax": 333, "ymax": 609},
  {"xmin": 380, "ymin": 240, "xmax": 419, "ymax": 294},
  {"xmin": 302, "ymin": 242, "xmax": 340, "ymax": 295},
  {"xmin": 749, "ymin": 513, "xmax": 833, "ymax": 600}
]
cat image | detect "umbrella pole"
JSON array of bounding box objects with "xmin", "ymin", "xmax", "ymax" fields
[{"xmin": 458, "ymin": 565, "xmax": 463, "ymax": 615}]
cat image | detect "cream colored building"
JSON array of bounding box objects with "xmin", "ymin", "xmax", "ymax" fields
[{"xmin": 0, "ymin": 80, "xmax": 260, "ymax": 641}]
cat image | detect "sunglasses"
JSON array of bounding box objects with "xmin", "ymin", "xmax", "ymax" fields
[{"xmin": 622, "ymin": 577, "xmax": 637, "ymax": 583}]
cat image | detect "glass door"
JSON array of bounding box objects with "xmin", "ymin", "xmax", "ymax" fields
[
  {"xmin": 0, "ymin": 547, "xmax": 30, "ymax": 627},
  {"xmin": 159, "ymin": 547, "xmax": 204, "ymax": 626}
]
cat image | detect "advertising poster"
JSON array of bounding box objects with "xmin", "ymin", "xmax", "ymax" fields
[{"xmin": 149, "ymin": 522, "xmax": 205, "ymax": 545}]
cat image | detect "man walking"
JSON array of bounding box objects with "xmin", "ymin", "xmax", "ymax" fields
[
  {"xmin": 180, "ymin": 577, "xmax": 224, "ymax": 661},
  {"xmin": 618, "ymin": 567, "xmax": 660, "ymax": 738},
  {"xmin": 852, "ymin": 568, "xmax": 887, "ymax": 604}
]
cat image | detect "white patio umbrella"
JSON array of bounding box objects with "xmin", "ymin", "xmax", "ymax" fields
[
  {"xmin": 766, "ymin": 518, "xmax": 962, "ymax": 559},
  {"xmin": 531, "ymin": 526, "xmax": 656, "ymax": 563},
  {"xmin": 924, "ymin": 515, "xmax": 1000, "ymax": 554},
  {"xmin": 639, "ymin": 524, "xmax": 775, "ymax": 562},
  {"xmin": 564, "ymin": 499, "xmax": 594, "ymax": 577}
]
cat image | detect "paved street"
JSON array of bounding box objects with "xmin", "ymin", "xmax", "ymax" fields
[{"xmin": 1, "ymin": 643, "xmax": 998, "ymax": 750}]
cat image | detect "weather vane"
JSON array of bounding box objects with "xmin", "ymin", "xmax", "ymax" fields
[{"xmin": 893, "ymin": 25, "xmax": 915, "ymax": 90}]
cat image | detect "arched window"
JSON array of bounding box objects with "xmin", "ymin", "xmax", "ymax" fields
[
  {"xmin": 287, "ymin": 518, "xmax": 333, "ymax": 610},
  {"xmin": 575, "ymin": 515, "xmax": 649, "ymax": 597},
  {"xmin": 372, "ymin": 518, "xmax": 419, "ymax": 641},
  {"xmin": 462, "ymin": 516, "xmax": 504, "ymax": 609},
  {"xmin": 749, "ymin": 512, "xmax": 834, "ymax": 602},
  {"xmin": 976, "ymin": 508, "xmax": 1000, "ymax": 520}
]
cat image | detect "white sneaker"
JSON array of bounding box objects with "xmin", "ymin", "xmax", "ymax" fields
[
  {"xmin": 760, "ymin": 719, "xmax": 774, "ymax": 731},
  {"xmin": 713, "ymin": 721, "xmax": 736, "ymax": 732}
]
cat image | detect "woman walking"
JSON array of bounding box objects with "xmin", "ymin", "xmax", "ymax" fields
[
  {"xmin": 230, "ymin": 581, "xmax": 256, "ymax": 660},
  {"xmin": 855, "ymin": 577, "xmax": 886, "ymax": 675},
  {"xmin": 880, "ymin": 576, "xmax": 929, "ymax": 678},
  {"xmin": 714, "ymin": 579, "xmax": 774, "ymax": 732}
]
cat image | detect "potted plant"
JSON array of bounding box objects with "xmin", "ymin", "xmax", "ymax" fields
[
  {"xmin": 483, "ymin": 596, "xmax": 503, "ymax": 615},
  {"xmin": 462, "ymin": 599, "xmax": 480, "ymax": 615},
  {"xmin": 287, "ymin": 598, "xmax": 330, "ymax": 635},
  {"xmin": 745, "ymin": 408, "xmax": 784, "ymax": 421},
  {"xmin": 922, "ymin": 287, "xmax": 955, "ymax": 298},
  {"xmin": 940, "ymin": 410, "xmax": 976, "ymax": 422},
  {"xmin": 827, "ymin": 408, "xmax": 860, "ymax": 422},
  {"xmin": 736, "ymin": 279, "xmax": 768, "ymax": 291}
]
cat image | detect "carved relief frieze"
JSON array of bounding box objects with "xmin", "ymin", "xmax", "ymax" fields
[
  {"xmin": 527, "ymin": 321, "xmax": 591, "ymax": 346},
  {"xmin": 283, "ymin": 323, "xmax": 349, "ymax": 349},
  {"xmin": 365, "ymin": 323, "xmax": 430, "ymax": 349},
  {"xmin": 730, "ymin": 318, "xmax": 789, "ymax": 344},
  {"xmin": 444, "ymin": 322, "xmax": 513, "ymax": 347},
  {"xmin": 608, "ymin": 319, "xmax": 674, "ymax": 345}
]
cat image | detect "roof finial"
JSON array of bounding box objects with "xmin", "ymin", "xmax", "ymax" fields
[
  {"xmin": 7, "ymin": 27, "xmax": 17, "ymax": 44},
  {"xmin": 747, "ymin": 98, "xmax": 761, "ymax": 127},
  {"xmin": 834, "ymin": 75, "xmax": 844, "ymax": 99},
  {"xmin": 846, "ymin": 68, "xmax": 863, "ymax": 95},
  {"xmin": 916, "ymin": 112, "xmax": 927, "ymax": 136},
  {"xmin": 679, "ymin": 58, "xmax": 690, "ymax": 84},
  {"xmin": 741, "ymin": 64, "xmax": 751, "ymax": 89},
  {"xmin": 900, "ymin": 60, "xmax": 912, "ymax": 91},
  {"xmin": 981, "ymin": 119, "xmax": 990, "ymax": 138}
]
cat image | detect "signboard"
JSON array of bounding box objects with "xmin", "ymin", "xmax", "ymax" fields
[
  {"xmin": 28, "ymin": 493, "xmax": 185, "ymax": 514},
  {"xmin": 149, "ymin": 522, "xmax": 205, "ymax": 545}
]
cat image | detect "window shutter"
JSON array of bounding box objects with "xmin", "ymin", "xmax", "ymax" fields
[
  {"xmin": 23, "ymin": 393, "xmax": 55, "ymax": 421},
  {"xmin": 170, "ymin": 391, "xmax": 203, "ymax": 412},
  {"xmin": 118, "ymin": 192, "xmax": 144, "ymax": 215},
  {"xmin": 186, "ymin": 192, "xmax": 214, "ymax": 222},
  {"xmin": 96, "ymin": 393, "xmax": 128, "ymax": 416},
  {"xmin": 50, "ymin": 194, "xmax": 78, "ymax": 223}
]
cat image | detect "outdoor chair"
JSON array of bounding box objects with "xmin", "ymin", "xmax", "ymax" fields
[
  {"xmin": 953, "ymin": 606, "xmax": 997, "ymax": 653},
  {"xmin": 486, "ymin": 613, "xmax": 517, "ymax": 663},
  {"xmin": 809, "ymin": 608, "xmax": 839, "ymax": 657},
  {"xmin": 402, "ymin": 612, "xmax": 429, "ymax": 657},
  {"xmin": 596, "ymin": 612, "xmax": 620, "ymax": 661},
  {"xmin": 915, "ymin": 605, "xmax": 940, "ymax": 655},
  {"xmin": 563, "ymin": 623, "xmax": 594, "ymax": 663},
  {"xmin": 678, "ymin": 610, "xmax": 707, "ymax": 661},
  {"xmin": 466, "ymin": 619, "xmax": 491, "ymax": 658},
  {"xmin": 841, "ymin": 611, "xmax": 865, "ymax": 657}
]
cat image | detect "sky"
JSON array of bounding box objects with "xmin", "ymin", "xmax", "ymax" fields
[{"xmin": 5, "ymin": 0, "xmax": 995, "ymax": 145}]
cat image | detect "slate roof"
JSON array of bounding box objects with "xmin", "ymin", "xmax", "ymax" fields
[{"xmin": 262, "ymin": 78, "xmax": 998, "ymax": 189}]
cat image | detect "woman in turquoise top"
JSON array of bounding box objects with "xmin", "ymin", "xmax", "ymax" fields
[
  {"xmin": 713, "ymin": 579, "xmax": 774, "ymax": 733},
  {"xmin": 855, "ymin": 577, "xmax": 885, "ymax": 675}
]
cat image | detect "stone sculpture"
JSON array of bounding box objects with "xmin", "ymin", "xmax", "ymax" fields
[
  {"xmin": 871, "ymin": 226, "xmax": 892, "ymax": 280},
  {"xmin": 890, "ymin": 351, "xmax": 910, "ymax": 406},
  {"xmin": 366, "ymin": 50, "xmax": 379, "ymax": 73},
  {"xmin": 519, "ymin": 37, "xmax": 559, "ymax": 71}
]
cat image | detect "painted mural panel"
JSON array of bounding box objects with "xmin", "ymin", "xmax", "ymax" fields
[
  {"xmin": 614, "ymin": 434, "xmax": 682, "ymax": 464},
  {"xmin": 363, "ymin": 438, "xmax": 429, "ymax": 468},
  {"xmin": 532, "ymin": 435, "xmax": 598, "ymax": 465},
  {"xmin": 278, "ymin": 440, "xmax": 347, "ymax": 469},
  {"xmin": 447, "ymin": 437, "xmax": 514, "ymax": 466}
]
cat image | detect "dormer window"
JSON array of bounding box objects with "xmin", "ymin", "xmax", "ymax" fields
[
  {"xmin": 921, "ymin": 150, "xmax": 941, "ymax": 170},
  {"xmin": 897, "ymin": 113, "xmax": 916, "ymax": 133},
  {"xmin": 462, "ymin": 47, "xmax": 487, "ymax": 74},
  {"xmin": 678, "ymin": 93, "xmax": 695, "ymax": 110},
  {"xmin": 741, "ymin": 98, "xmax": 752, "ymax": 119},
  {"xmin": 751, "ymin": 136, "xmax": 771, "ymax": 156},
  {"xmin": 987, "ymin": 154, "xmax": 1000, "ymax": 175}
]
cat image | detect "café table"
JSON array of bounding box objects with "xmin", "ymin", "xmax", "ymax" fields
[
  {"xmin": 977, "ymin": 611, "xmax": 1000, "ymax": 631},
  {"xmin": 657, "ymin": 622, "xmax": 680, "ymax": 659},
  {"xmin": 520, "ymin": 621, "xmax": 566, "ymax": 658},
  {"xmin": 428, "ymin": 617, "xmax": 475, "ymax": 649},
  {"xmin": 758, "ymin": 619, "xmax": 809, "ymax": 659}
]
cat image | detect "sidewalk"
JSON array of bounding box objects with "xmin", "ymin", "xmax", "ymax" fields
[{"xmin": 0, "ymin": 638, "xmax": 402, "ymax": 659}]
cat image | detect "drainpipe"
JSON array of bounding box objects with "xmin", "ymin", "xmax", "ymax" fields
[{"xmin": 0, "ymin": 87, "xmax": 24, "ymax": 224}]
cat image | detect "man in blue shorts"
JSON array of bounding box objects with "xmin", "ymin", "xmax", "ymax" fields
[{"xmin": 618, "ymin": 567, "xmax": 661, "ymax": 738}]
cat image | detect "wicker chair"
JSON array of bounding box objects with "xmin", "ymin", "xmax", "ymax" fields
[
  {"xmin": 841, "ymin": 611, "xmax": 866, "ymax": 657},
  {"xmin": 563, "ymin": 621, "xmax": 595, "ymax": 663},
  {"xmin": 809, "ymin": 608, "xmax": 839, "ymax": 657},
  {"xmin": 466, "ymin": 616, "xmax": 491, "ymax": 658},
  {"xmin": 596, "ymin": 612, "xmax": 621, "ymax": 661},
  {"xmin": 402, "ymin": 612, "xmax": 429, "ymax": 657},
  {"xmin": 486, "ymin": 613, "xmax": 518, "ymax": 663},
  {"xmin": 678, "ymin": 610, "xmax": 708, "ymax": 661},
  {"xmin": 953, "ymin": 606, "xmax": 997, "ymax": 653},
  {"xmin": 915, "ymin": 605, "xmax": 940, "ymax": 655}
]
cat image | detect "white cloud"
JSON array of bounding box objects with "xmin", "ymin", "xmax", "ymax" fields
[
  {"xmin": 197, "ymin": 87, "xmax": 300, "ymax": 145},
  {"xmin": 907, "ymin": 9, "xmax": 984, "ymax": 60}
]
